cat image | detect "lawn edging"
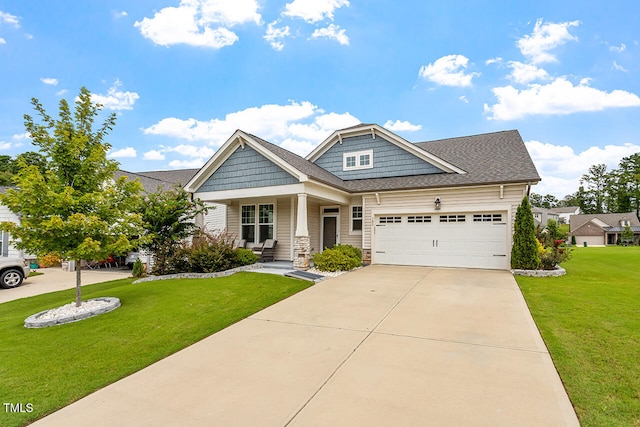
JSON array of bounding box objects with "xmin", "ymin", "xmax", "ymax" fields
[
  {"xmin": 512, "ymin": 265, "xmax": 566, "ymax": 277},
  {"xmin": 132, "ymin": 263, "xmax": 265, "ymax": 283}
]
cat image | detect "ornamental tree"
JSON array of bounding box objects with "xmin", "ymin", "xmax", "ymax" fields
[
  {"xmin": 511, "ymin": 196, "xmax": 540, "ymax": 270},
  {"xmin": 0, "ymin": 88, "xmax": 145, "ymax": 306},
  {"xmin": 139, "ymin": 185, "xmax": 209, "ymax": 275}
]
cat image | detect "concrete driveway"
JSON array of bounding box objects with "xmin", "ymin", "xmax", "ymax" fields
[
  {"xmin": 0, "ymin": 267, "xmax": 132, "ymax": 304},
  {"xmin": 31, "ymin": 266, "xmax": 578, "ymax": 426}
]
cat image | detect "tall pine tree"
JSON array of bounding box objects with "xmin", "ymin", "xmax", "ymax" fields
[{"xmin": 511, "ymin": 196, "xmax": 540, "ymax": 270}]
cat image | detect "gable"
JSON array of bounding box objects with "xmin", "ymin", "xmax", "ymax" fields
[
  {"xmin": 312, "ymin": 133, "xmax": 444, "ymax": 181},
  {"xmin": 573, "ymin": 220, "xmax": 605, "ymax": 236},
  {"xmin": 195, "ymin": 145, "xmax": 298, "ymax": 193}
]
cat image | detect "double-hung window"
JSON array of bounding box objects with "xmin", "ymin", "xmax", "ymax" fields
[
  {"xmin": 242, "ymin": 204, "xmax": 274, "ymax": 243},
  {"xmin": 351, "ymin": 206, "xmax": 363, "ymax": 233}
]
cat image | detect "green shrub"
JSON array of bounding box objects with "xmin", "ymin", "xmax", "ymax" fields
[
  {"xmin": 312, "ymin": 244, "xmax": 362, "ymax": 272},
  {"xmin": 235, "ymin": 248, "xmax": 258, "ymax": 266},
  {"xmin": 511, "ymin": 197, "xmax": 540, "ymax": 269},
  {"xmin": 132, "ymin": 259, "xmax": 145, "ymax": 278}
]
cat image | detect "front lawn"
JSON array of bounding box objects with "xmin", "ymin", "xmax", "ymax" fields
[
  {"xmin": 516, "ymin": 246, "xmax": 640, "ymax": 426},
  {"xmin": 0, "ymin": 272, "xmax": 311, "ymax": 427}
]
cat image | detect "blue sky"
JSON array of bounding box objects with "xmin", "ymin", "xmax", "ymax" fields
[{"xmin": 1, "ymin": 0, "xmax": 639, "ymax": 198}]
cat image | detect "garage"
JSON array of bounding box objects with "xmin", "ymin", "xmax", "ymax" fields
[{"xmin": 373, "ymin": 212, "xmax": 509, "ymax": 270}]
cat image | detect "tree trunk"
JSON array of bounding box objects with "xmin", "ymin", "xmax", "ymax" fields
[{"xmin": 75, "ymin": 259, "xmax": 82, "ymax": 307}]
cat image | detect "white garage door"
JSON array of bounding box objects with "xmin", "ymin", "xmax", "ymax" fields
[{"xmin": 373, "ymin": 212, "xmax": 508, "ymax": 270}]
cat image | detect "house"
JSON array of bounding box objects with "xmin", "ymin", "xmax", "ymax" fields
[
  {"xmin": 184, "ymin": 124, "xmax": 541, "ymax": 270},
  {"xmin": 549, "ymin": 206, "xmax": 580, "ymax": 224},
  {"xmin": 570, "ymin": 212, "xmax": 640, "ymax": 246},
  {"xmin": 0, "ymin": 186, "xmax": 27, "ymax": 258},
  {"xmin": 532, "ymin": 207, "xmax": 560, "ymax": 226}
]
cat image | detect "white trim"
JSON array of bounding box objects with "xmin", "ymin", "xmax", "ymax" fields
[
  {"xmin": 306, "ymin": 124, "xmax": 466, "ymax": 174},
  {"xmin": 320, "ymin": 206, "xmax": 340, "ymax": 250},
  {"xmin": 343, "ymin": 149, "xmax": 373, "ymax": 171},
  {"xmin": 349, "ymin": 205, "xmax": 363, "ymax": 235}
]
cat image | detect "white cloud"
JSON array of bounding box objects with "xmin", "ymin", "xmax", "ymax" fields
[
  {"xmin": 507, "ymin": 61, "xmax": 549, "ymax": 84},
  {"xmin": 0, "ymin": 141, "xmax": 11, "ymax": 150},
  {"xmin": 264, "ymin": 21, "xmax": 290, "ymax": 51},
  {"xmin": 135, "ymin": 0, "xmax": 261, "ymax": 48},
  {"xmin": 485, "ymin": 77, "xmax": 640, "ymax": 120},
  {"xmin": 516, "ymin": 19, "xmax": 579, "ymax": 64},
  {"xmin": 56, "ymin": 89, "xmax": 68, "ymax": 96},
  {"xmin": 143, "ymin": 150, "xmax": 165, "ymax": 160},
  {"xmin": 0, "ymin": 38, "xmax": 6, "ymax": 45},
  {"xmin": 108, "ymin": 147, "xmax": 137, "ymax": 158},
  {"xmin": 91, "ymin": 80, "xmax": 139, "ymax": 111},
  {"xmin": 283, "ymin": 0, "xmax": 349, "ymax": 23},
  {"xmin": 526, "ymin": 139, "xmax": 640, "ymax": 197},
  {"xmin": 310, "ymin": 23, "xmax": 349, "ymax": 45},
  {"xmin": 0, "ymin": 11, "xmax": 20, "ymax": 27},
  {"xmin": 383, "ymin": 120, "xmax": 422, "ymax": 132},
  {"xmin": 485, "ymin": 57, "xmax": 502, "ymax": 65},
  {"xmin": 143, "ymin": 102, "xmax": 360, "ymax": 159},
  {"xmin": 418, "ymin": 54, "xmax": 479, "ymax": 87},
  {"xmin": 114, "ymin": 10, "xmax": 128, "ymax": 18},
  {"xmin": 613, "ymin": 61, "xmax": 628, "ymax": 72},
  {"xmin": 610, "ymin": 43, "xmax": 626, "ymax": 53},
  {"xmin": 169, "ymin": 159, "xmax": 207, "ymax": 168},
  {"xmin": 40, "ymin": 77, "xmax": 59, "ymax": 86},
  {"xmin": 459, "ymin": 96, "xmax": 469, "ymax": 104}
]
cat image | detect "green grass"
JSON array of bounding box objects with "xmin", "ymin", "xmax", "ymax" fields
[
  {"xmin": 516, "ymin": 246, "xmax": 640, "ymax": 426},
  {"xmin": 0, "ymin": 272, "xmax": 311, "ymax": 427}
]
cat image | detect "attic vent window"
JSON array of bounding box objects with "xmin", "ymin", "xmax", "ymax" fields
[{"xmin": 343, "ymin": 150, "xmax": 373, "ymax": 171}]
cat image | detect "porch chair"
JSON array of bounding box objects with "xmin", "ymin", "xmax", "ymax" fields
[
  {"xmin": 254, "ymin": 239, "xmax": 277, "ymax": 262},
  {"xmin": 233, "ymin": 239, "xmax": 246, "ymax": 250}
]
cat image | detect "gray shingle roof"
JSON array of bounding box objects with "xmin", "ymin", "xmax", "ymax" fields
[
  {"xmin": 570, "ymin": 212, "xmax": 640, "ymax": 230},
  {"xmin": 248, "ymin": 128, "xmax": 540, "ymax": 193},
  {"xmin": 115, "ymin": 169, "xmax": 198, "ymax": 193}
]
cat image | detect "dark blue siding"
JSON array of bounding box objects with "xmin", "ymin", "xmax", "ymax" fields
[
  {"xmin": 313, "ymin": 134, "xmax": 443, "ymax": 180},
  {"xmin": 196, "ymin": 146, "xmax": 298, "ymax": 192}
]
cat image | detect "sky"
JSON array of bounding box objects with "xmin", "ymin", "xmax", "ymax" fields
[{"xmin": 1, "ymin": 0, "xmax": 639, "ymax": 198}]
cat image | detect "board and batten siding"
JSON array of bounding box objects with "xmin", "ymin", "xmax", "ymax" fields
[
  {"xmin": 361, "ymin": 184, "xmax": 527, "ymax": 255},
  {"xmin": 196, "ymin": 146, "xmax": 298, "ymax": 193},
  {"xmin": 313, "ymin": 134, "xmax": 443, "ymax": 181}
]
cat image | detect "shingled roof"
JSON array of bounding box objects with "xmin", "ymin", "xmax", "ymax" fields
[
  {"xmin": 115, "ymin": 169, "xmax": 199, "ymax": 193},
  {"xmin": 243, "ymin": 129, "xmax": 540, "ymax": 193}
]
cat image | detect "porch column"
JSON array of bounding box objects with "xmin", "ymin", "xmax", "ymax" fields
[{"xmin": 294, "ymin": 193, "xmax": 311, "ymax": 270}]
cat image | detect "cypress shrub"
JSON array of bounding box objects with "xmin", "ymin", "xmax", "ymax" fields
[{"xmin": 511, "ymin": 196, "xmax": 541, "ymax": 269}]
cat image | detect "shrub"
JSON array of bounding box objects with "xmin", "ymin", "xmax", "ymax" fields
[
  {"xmin": 132, "ymin": 259, "xmax": 145, "ymax": 278},
  {"xmin": 571, "ymin": 235, "xmax": 576, "ymax": 245},
  {"xmin": 158, "ymin": 232, "xmax": 258, "ymax": 275},
  {"xmin": 39, "ymin": 253, "xmax": 62, "ymax": 267},
  {"xmin": 312, "ymin": 244, "xmax": 362, "ymax": 272},
  {"xmin": 235, "ymin": 248, "xmax": 258, "ymax": 266},
  {"xmin": 511, "ymin": 197, "xmax": 540, "ymax": 270}
]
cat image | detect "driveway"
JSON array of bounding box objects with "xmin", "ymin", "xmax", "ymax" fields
[
  {"xmin": 0, "ymin": 267, "xmax": 132, "ymax": 304},
  {"xmin": 32, "ymin": 266, "xmax": 578, "ymax": 426}
]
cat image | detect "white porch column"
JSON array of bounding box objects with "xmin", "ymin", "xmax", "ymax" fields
[{"xmin": 294, "ymin": 193, "xmax": 311, "ymax": 270}]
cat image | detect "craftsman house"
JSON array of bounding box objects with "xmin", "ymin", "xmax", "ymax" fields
[{"xmin": 184, "ymin": 124, "xmax": 540, "ymax": 270}]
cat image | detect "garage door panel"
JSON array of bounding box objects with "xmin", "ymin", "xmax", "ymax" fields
[{"xmin": 374, "ymin": 213, "xmax": 508, "ymax": 270}]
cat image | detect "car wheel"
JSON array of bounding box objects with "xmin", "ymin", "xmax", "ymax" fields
[{"xmin": 0, "ymin": 269, "xmax": 24, "ymax": 289}]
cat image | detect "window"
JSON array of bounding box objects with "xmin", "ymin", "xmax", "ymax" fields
[
  {"xmin": 241, "ymin": 205, "xmax": 256, "ymax": 243},
  {"xmin": 343, "ymin": 150, "xmax": 374, "ymax": 171},
  {"xmin": 473, "ymin": 213, "xmax": 503, "ymax": 222},
  {"xmin": 379, "ymin": 216, "xmax": 401, "ymax": 224},
  {"xmin": 439, "ymin": 215, "xmax": 466, "ymax": 223},
  {"xmin": 242, "ymin": 204, "xmax": 274, "ymax": 243},
  {"xmin": 351, "ymin": 206, "xmax": 363, "ymax": 232},
  {"xmin": 408, "ymin": 215, "xmax": 431, "ymax": 223}
]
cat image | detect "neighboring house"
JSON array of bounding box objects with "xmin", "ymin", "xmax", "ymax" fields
[
  {"xmin": 0, "ymin": 186, "xmax": 25, "ymax": 258},
  {"xmin": 570, "ymin": 212, "xmax": 640, "ymax": 246},
  {"xmin": 532, "ymin": 207, "xmax": 560, "ymax": 226},
  {"xmin": 184, "ymin": 124, "xmax": 541, "ymax": 270},
  {"xmin": 549, "ymin": 206, "xmax": 580, "ymax": 224}
]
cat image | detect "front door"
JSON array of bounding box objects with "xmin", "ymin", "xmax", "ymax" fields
[{"xmin": 322, "ymin": 216, "xmax": 337, "ymax": 249}]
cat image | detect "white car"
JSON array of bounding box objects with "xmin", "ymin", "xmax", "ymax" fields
[{"xmin": 0, "ymin": 257, "xmax": 30, "ymax": 289}]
